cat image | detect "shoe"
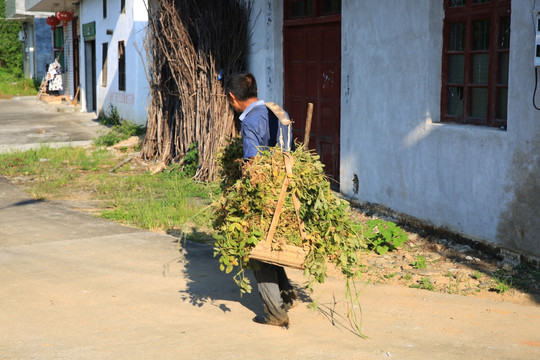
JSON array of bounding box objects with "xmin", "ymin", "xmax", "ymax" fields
[
  {"xmin": 281, "ymin": 290, "xmax": 298, "ymax": 311},
  {"xmin": 284, "ymin": 299, "xmax": 298, "ymax": 311},
  {"xmin": 252, "ymin": 315, "xmax": 289, "ymax": 327}
]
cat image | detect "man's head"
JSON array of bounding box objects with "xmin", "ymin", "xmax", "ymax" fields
[{"xmin": 225, "ymin": 72, "xmax": 258, "ymax": 112}]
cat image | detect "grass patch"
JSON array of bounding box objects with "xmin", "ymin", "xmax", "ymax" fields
[
  {"xmin": 94, "ymin": 104, "xmax": 146, "ymax": 147},
  {"xmin": 0, "ymin": 69, "xmax": 38, "ymax": 96},
  {"xmin": 411, "ymin": 255, "xmax": 428, "ymax": 269},
  {"xmin": 93, "ymin": 121, "xmax": 145, "ymax": 147},
  {"xmin": 410, "ymin": 277, "xmax": 435, "ymax": 291},
  {"xmin": 0, "ymin": 146, "xmax": 217, "ymax": 234},
  {"xmin": 97, "ymin": 171, "xmax": 218, "ymax": 232}
]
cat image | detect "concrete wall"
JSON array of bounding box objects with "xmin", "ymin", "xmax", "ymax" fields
[
  {"xmin": 246, "ymin": 0, "xmax": 284, "ymax": 105},
  {"xmin": 340, "ymin": 0, "xmax": 540, "ymax": 258},
  {"xmin": 249, "ymin": 0, "xmax": 540, "ymax": 257},
  {"xmin": 6, "ymin": 0, "xmax": 19, "ymax": 19},
  {"xmin": 79, "ymin": 0, "xmax": 149, "ymax": 125},
  {"xmin": 495, "ymin": 0, "xmax": 540, "ymax": 256},
  {"xmin": 34, "ymin": 17, "xmax": 54, "ymax": 80}
]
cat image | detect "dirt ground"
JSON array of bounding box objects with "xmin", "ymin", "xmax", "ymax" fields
[{"xmin": 349, "ymin": 210, "xmax": 540, "ymax": 307}]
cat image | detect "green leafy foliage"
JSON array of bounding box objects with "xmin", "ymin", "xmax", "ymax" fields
[
  {"xmin": 182, "ymin": 142, "xmax": 199, "ymax": 178},
  {"xmin": 362, "ymin": 219, "xmax": 408, "ymax": 255},
  {"xmin": 94, "ymin": 105, "xmax": 145, "ymax": 147},
  {"xmin": 163, "ymin": 142, "xmax": 200, "ymax": 178},
  {"xmin": 213, "ymin": 140, "xmax": 367, "ymax": 294},
  {"xmin": 98, "ymin": 104, "xmax": 122, "ymax": 126},
  {"xmin": 0, "ymin": 69, "xmax": 37, "ymax": 96},
  {"xmin": 0, "ymin": 2, "xmax": 23, "ymax": 77},
  {"xmin": 412, "ymin": 255, "xmax": 428, "ymax": 269},
  {"xmin": 491, "ymin": 271, "xmax": 511, "ymax": 294},
  {"xmin": 216, "ymin": 136, "xmax": 244, "ymax": 191},
  {"xmin": 213, "ymin": 137, "xmax": 408, "ymax": 337},
  {"xmin": 410, "ymin": 277, "xmax": 435, "ymax": 291}
]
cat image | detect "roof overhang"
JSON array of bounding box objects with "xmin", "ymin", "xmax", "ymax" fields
[
  {"xmin": 26, "ymin": 0, "xmax": 79, "ymax": 12},
  {"xmin": 5, "ymin": 0, "xmax": 53, "ymax": 20}
]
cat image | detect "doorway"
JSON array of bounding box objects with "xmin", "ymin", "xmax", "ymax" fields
[
  {"xmin": 84, "ymin": 40, "xmax": 96, "ymax": 112},
  {"xmin": 283, "ymin": 0, "xmax": 341, "ymax": 183},
  {"xmin": 72, "ymin": 17, "xmax": 80, "ymax": 103}
]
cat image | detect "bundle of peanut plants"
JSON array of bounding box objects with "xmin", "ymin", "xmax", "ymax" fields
[{"xmin": 213, "ymin": 139, "xmax": 368, "ymax": 335}]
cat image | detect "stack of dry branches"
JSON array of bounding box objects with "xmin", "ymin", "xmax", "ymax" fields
[{"xmin": 141, "ymin": 0, "xmax": 252, "ymax": 181}]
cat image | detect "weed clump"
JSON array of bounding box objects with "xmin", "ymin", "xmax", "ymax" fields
[{"xmin": 94, "ymin": 104, "xmax": 145, "ymax": 147}]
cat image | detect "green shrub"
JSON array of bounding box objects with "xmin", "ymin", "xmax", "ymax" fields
[
  {"xmin": 164, "ymin": 142, "xmax": 199, "ymax": 178},
  {"xmin": 98, "ymin": 104, "xmax": 122, "ymax": 126},
  {"xmin": 182, "ymin": 142, "xmax": 199, "ymax": 177},
  {"xmin": 363, "ymin": 219, "xmax": 408, "ymax": 255},
  {"xmin": 94, "ymin": 105, "xmax": 145, "ymax": 147},
  {"xmin": 0, "ymin": 69, "xmax": 38, "ymax": 96},
  {"xmin": 412, "ymin": 255, "xmax": 428, "ymax": 269}
]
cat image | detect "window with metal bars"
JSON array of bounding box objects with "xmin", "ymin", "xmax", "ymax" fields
[
  {"xmin": 441, "ymin": 0, "xmax": 510, "ymax": 129},
  {"xmin": 101, "ymin": 43, "xmax": 108, "ymax": 87},
  {"xmin": 118, "ymin": 41, "xmax": 125, "ymax": 91}
]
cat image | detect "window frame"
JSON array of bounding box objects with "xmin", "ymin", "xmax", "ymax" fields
[
  {"xmin": 101, "ymin": 43, "xmax": 108, "ymax": 87},
  {"xmin": 118, "ymin": 41, "xmax": 126, "ymax": 91},
  {"xmin": 441, "ymin": 0, "xmax": 511, "ymax": 129}
]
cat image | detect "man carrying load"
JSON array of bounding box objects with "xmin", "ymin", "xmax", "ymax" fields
[{"xmin": 225, "ymin": 72, "xmax": 298, "ymax": 327}]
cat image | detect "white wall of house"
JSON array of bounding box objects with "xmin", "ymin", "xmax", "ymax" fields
[
  {"xmin": 61, "ymin": 21, "xmax": 74, "ymax": 97},
  {"xmin": 246, "ymin": 0, "xmax": 284, "ymax": 105},
  {"xmin": 340, "ymin": 0, "xmax": 540, "ymax": 258},
  {"xmin": 249, "ymin": 0, "xmax": 540, "ymax": 258},
  {"xmin": 79, "ymin": 0, "xmax": 148, "ymax": 125},
  {"xmin": 34, "ymin": 17, "xmax": 54, "ymax": 80}
]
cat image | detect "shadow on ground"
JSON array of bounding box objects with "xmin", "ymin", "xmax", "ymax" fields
[
  {"xmin": 166, "ymin": 233, "xmax": 312, "ymax": 318},
  {"xmin": 0, "ymin": 198, "xmax": 45, "ymax": 210}
]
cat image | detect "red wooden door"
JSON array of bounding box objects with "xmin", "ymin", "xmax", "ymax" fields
[{"xmin": 283, "ymin": 1, "xmax": 341, "ymax": 183}]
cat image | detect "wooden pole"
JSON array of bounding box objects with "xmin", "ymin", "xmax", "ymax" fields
[
  {"xmin": 303, "ymin": 102, "xmax": 314, "ymax": 146},
  {"xmin": 71, "ymin": 86, "xmax": 80, "ymax": 106}
]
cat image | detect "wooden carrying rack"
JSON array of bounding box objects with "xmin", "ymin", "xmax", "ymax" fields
[{"xmin": 249, "ymin": 103, "xmax": 314, "ymax": 269}]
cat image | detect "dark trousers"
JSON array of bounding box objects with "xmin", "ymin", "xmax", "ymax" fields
[{"xmin": 251, "ymin": 260, "xmax": 293, "ymax": 322}]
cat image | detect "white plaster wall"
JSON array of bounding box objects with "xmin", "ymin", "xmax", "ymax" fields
[
  {"xmin": 341, "ymin": 1, "xmax": 540, "ymax": 257},
  {"xmin": 79, "ymin": 0, "xmax": 100, "ymax": 114},
  {"xmin": 62, "ymin": 23, "xmax": 73, "ymax": 97},
  {"xmin": 34, "ymin": 17, "xmax": 54, "ymax": 80},
  {"xmin": 79, "ymin": 0, "xmax": 148, "ymax": 125},
  {"xmin": 494, "ymin": 0, "xmax": 540, "ymax": 256},
  {"xmin": 246, "ymin": 0, "xmax": 284, "ymax": 105}
]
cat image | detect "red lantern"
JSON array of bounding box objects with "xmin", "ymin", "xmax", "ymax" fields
[
  {"xmin": 46, "ymin": 15, "xmax": 61, "ymax": 29},
  {"xmin": 56, "ymin": 11, "xmax": 73, "ymax": 27}
]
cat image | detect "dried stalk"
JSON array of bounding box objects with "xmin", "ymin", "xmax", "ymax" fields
[{"xmin": 141, "ymin": 0, "xmax": 252, "ymax": 181}]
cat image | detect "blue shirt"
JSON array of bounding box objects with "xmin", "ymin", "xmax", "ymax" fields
[{"xmin": 240, "ymin": 100, "xmax": 292, "ymax": 159}]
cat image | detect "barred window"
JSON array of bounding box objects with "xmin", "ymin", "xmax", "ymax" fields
[{"xmin": 441, "ymin": 0, "xmax": 511, "ymax": 129}]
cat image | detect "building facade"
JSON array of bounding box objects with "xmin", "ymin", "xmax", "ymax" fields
[
  {"xmin": 78, "ymin": 0, "xmax": 148, "ymax": 123},
  {"xmin": 22, "ymin": 0, "xmax": 149, "ymax": 125},
  {"xmin": 15, "ymin": 0, "xmax": 540, "ymax": 259},
  {"xmin": 5, "ymin": 0, "xmax": 53, "ymax": 81},
  {"xmin": 248, "ymin": 0, "xmax": 540, "ymax": 259}
]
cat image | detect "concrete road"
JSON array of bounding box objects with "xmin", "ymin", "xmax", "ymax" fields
[
  {"xmin": 0, "ymin": 97, "xmax": 107, "ymax": 153},
  {"xmin": 0, "ymin": 98, "xmax": 539, "ymax": 359}
]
